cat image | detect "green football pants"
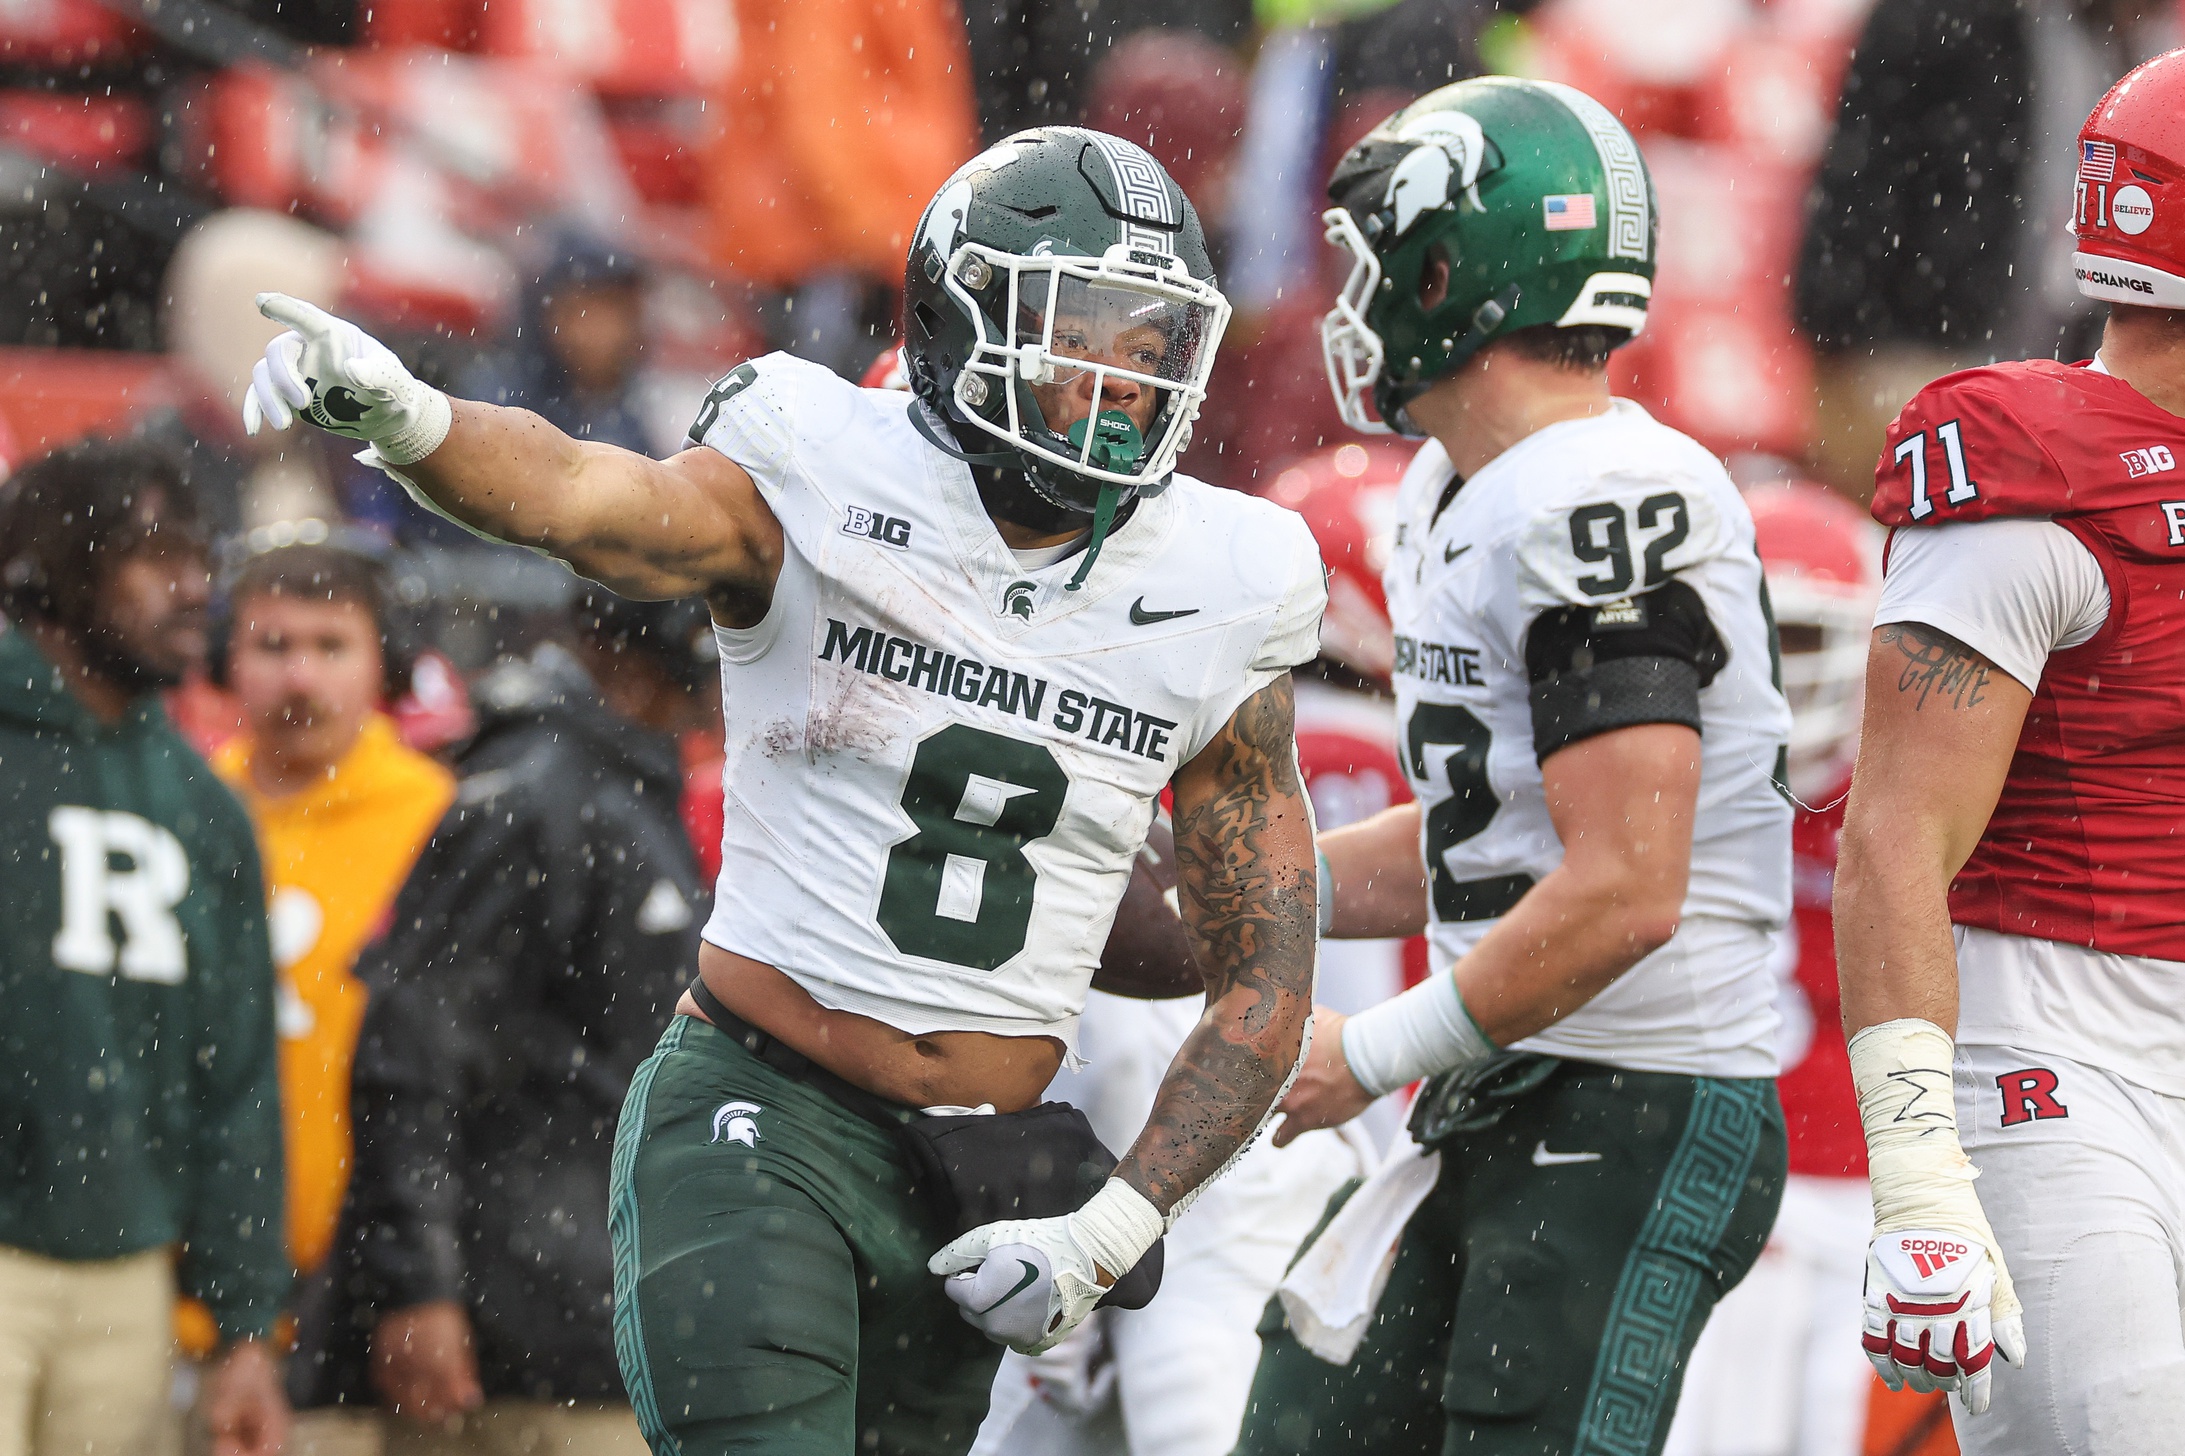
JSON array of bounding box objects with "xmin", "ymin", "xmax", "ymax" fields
[
  {"xmin": 1232, "ymin": 1061, "xmax": 1787, "ymax": 1456},
  {"xmin": 609, "ymin": 1016, "xmax": 1002, "ymax": 1456}
]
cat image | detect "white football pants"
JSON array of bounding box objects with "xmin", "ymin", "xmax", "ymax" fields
[
  {"xmin": 1951, "ymin": 1044, "xmax": 2185, "ymax": 1456},
  {"xmin": 1659, "ymin": 1174, "xmax": 1873, "ymax": 1456}
]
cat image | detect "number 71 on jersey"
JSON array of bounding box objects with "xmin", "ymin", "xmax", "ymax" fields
[{"xmin": 1893, "ymin": 419, "xmax": 1980, "ymax": 521}]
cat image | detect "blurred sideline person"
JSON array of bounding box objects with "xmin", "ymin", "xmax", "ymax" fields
[
  {"xmin": 1662, "ymin": 483, "xmax": 1881, "ymax": 1456},
  {"xmin": 201, "ymin": 539, "xmax": 458, "ymax": 1456},
  {"xmin": 243, "ymin": 124, "xmax": 1325, "ymax": 1456},
  {"xmin": 971, "ymin": 441, "xmax": 1420, "ymax": 1456},
  {"xmin": 1236, "ymin": 79, "xmax": 1793, "ymax": 1456},
  {"xmin": 0, "ymin": 440, "xmax": 288, "ymax": 1456},
  {"xmin": 461, "ymin": 234, "xmax": 655, "ymax": 459},
  {"xmin": 1837, "ymin": 51, "xmax": 2185, "ymax": 1452},
  {"xmin": 291, "ymin": 596, "xmax": 715, "ymax": 1456}
]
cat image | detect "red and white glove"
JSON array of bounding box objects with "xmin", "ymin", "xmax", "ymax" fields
[
  {"xmin": 1864, "ymin": 1229, "xmax": 2025, "ymax": 1413},
  {"xmin": 1850, "ymin": 1020, "xmax": 2026, "ymax": 1417}
]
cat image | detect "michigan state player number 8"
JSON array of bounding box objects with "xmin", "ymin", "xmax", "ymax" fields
[{"xmin": 877, "ymin": 723, "xmax": 1070, "ymax": 971}]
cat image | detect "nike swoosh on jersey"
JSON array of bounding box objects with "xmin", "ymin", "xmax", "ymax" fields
[
  {"xmin": 1530, "ymin": 1141, "xmax": 1602, "ymax": 1166},
  {"xmin": 973, "ymin": 1259, "xmax": 1045, "ymax": 1315},
  {"xmin": 1443, "ymin": 542, "xmax": 1472, "ymax": 564},
  {"xmin": 1129, "ymin": 597, "xmax": 1200, "ymax": 625}
]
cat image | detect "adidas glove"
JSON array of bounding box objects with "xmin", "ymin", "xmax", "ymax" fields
[
  {"xmin": 241, "ymin": 293, "xmax": 451, "ymax": 466},
  {"xmin": 1851, "ymin": 1019, "xmax": 2026, "ymax": 1416},
  {"xmin": 929, "ymin": 1180, "xmax": 1163, "ymax": 1356}
]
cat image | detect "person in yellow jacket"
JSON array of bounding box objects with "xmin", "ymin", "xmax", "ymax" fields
[{"xmin": 198, "ymin": 536, "xmax": 456, "ymax": 1456}]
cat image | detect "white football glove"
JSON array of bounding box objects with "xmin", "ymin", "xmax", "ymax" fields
[
  {"xmin": 928, "ymin": 1180, "xmax": 1162, "ymax": 1356},
  {"xmin": 241, "ymin": 293, "xmax": 452, "ymax": 466},
  {"xmin": 1850, "ymin": 1019, "xmax": 2026, "ymax": 1417},
  {"xmin": 1864, "ymin": 1229, "xmax": 2025, "ymax": 1413}
]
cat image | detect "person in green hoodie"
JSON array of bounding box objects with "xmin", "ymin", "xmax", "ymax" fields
[{"xmin": 0, "ymin": 437, "xmax": 288, "ymax": 1456}]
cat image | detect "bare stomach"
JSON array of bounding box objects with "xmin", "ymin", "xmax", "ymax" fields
[{"xmin": 681, "ymin": 942, "xmax": 1065, "ymax": 1112}]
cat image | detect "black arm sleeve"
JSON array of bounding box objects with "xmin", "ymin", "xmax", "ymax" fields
[{"xmin": 1523, "ymin": 579, "xmax": 1728, "ymax": 764}]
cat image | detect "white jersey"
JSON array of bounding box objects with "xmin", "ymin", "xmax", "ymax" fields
[
  {"xmin": 1384, "ymin": 402, "xmax": 1791, "ymax": 1077},
  {"xmin": 694, "ymin": 354, "xmax": 1325, "ymax": 1050}
]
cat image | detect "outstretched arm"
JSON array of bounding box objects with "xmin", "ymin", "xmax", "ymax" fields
[
  {"xmin": 243, "ymin": 294, "xmax": 781, "ymax": 616},
  {"xmin": 403, "ymin": 403, "xmax": 781, "ymax": 611},
  {"xmin": 1119, "ymin": 675, "xmax": 1318, "ymax": 1210}
]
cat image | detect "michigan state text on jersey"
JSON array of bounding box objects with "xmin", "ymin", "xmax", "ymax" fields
[
  {"xmin": 1233, "ymin": 78, "xmax": 1793, "ymax": 1456},
  {"xmin": 241, "ymin": 127, "xmax": 1325, "ymax": 1456}
]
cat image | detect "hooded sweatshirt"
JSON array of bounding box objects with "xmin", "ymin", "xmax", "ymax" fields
[{"xmin": 0, "ymin": 625, "xmax": 286, "ymax": 1341}]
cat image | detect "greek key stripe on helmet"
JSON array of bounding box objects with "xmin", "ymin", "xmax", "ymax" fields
[
  {"xmin": 1540, "ymin": 81, "xmax": 1649, "ymax": 263},
  {"xmin": 1079, "ymin": 128, "xmax": 1178, "ymax": 255}
]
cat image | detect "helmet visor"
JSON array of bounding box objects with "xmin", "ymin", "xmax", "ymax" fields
[
  {"xmin": 946, "ymin": 241, "xmax": 1231, "ymax": 491},
  {"xmin": 1016, "ymin": 272, "xmax": 1215, "ymax": 435}
]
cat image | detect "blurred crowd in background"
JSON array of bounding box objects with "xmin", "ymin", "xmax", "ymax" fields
[{"xmin": 4, "ymin": 2, "xmax": 2183, "ymax": 1455}]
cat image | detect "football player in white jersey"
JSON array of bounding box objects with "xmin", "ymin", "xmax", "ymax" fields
[
  {"xmin": 240, "ymin": 127, "xmax": 1325, "ymax": 1456},
  {"xmin": 1231, "ymin": 78, "xmax": 1795, "ymax": 1456}
]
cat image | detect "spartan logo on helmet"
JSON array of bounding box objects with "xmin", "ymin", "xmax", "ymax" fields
[
  {"xmin": 1320, "ymin": 77, "xmax": 1658, "ymax": 436},
  {"xmin": 1385, "ymin": 111, "xmax": 1492, "ymax": 235}
]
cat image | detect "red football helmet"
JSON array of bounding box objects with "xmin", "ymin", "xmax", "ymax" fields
[
  {"xmin": 1746, "ymin": 481, "xmax": 1880, "ymax": 801},
  {"xmin": 2073, "ymin": 48, "xmax": 2185, "ymax": 307},
  {"xmin": 861, "ymin": 345, "xmax": 909, "ymax": 392},
  {"xmin": 1264, "ymin": 440, "xmax": 1416, "ymax": 684}
]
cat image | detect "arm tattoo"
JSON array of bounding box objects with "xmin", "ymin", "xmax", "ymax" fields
[
  {"xmin": 1120, "ymin": 677, "xmax": 1316, "ymax": 1212},
  {"xmin": 1877, "ymin": 622, "xmax": 1995, "ymax": 712}
]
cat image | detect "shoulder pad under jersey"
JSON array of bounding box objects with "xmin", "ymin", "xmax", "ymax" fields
[{"xmin": 1873, "ymin": 359, "xmax": 2185, "ymax": 526}]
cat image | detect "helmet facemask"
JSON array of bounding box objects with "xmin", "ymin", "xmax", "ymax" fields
[
  {"xmin": 943, "ymin": 240, "xmax": 1229, "ymax": 512},
  {"xmin": 1321, "ymin": 207, "xmax": 1393, "ymax": 436}
]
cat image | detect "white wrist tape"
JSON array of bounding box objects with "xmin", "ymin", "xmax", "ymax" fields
[
  {"xmin": 1316, "ymin": 849, "xmax": 1335, "ymax": 937},
  {"xmin": 1341, "ymin": 973, "xmax": 1495, "ymax": 1097},
  {"xmin": 1069, "ymin": 1179, "xmax": 1165, "ymax": 1281},
  {"xmin": 372, "ymin": 386, "xmax": 453, "ymax": 466},
  {"xmin": 1849, "ymin": 1017, "xmax": 2020, "ymax": 1319}
]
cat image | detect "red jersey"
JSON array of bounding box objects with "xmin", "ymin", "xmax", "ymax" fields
[
  {"xmin": 1875, "ymin": 359, "xmax": 2185, "ymax": 961},
  {"xmin": 1779, "ymin": 784, "xmax": 1864, "ymax": 1178}
]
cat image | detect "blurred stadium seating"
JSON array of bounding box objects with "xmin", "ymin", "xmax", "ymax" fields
[{"xmin": 1529, "ymin": 0, "xmax": 1872, "ymax": 468}]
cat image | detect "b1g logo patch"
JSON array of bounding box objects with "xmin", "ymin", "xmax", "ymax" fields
[
  {"xmin": 1997, "ymin": 1068, "xmax": 2069, "ymax": 1127},
  {"xmin": 842, "ymin": 505, "xmax": 913, "ymax": 549},
  {"xmin": 2120, "ymin": 445, "xmax": 2175, "ymax": 479}
]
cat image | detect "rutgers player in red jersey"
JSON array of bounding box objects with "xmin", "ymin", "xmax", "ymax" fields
[
  {"xmin": 1666, "ymin": 482, "xmax": 1882, "ymax": 1456},
  {"xmin": 1837, "ymin": 50, "xmax": 2185, "ymax": 1452},
  {"xmin": 968, "ymin": 447, "xmax": 1420, "ymax": 1455}
]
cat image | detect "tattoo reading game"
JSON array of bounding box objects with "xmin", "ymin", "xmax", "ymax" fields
[{"xmin": 820, "ymin": 618, "xmax": 1178, "ymax": 762}]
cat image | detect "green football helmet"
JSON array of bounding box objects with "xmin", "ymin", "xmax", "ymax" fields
[
  {"xmin": 1321, "ymin": 77, "xmax": 1658, "ymax": 436},
  {"xmin": 902, "ymin": 128, "xmax": 1229, "ymax": 555}
]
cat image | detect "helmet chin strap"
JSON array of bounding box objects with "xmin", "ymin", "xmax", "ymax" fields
[
  {"xmin": 1065, "ymin": 484, "xmax": 1122, "ymax": 592},
  {"xmin": 911, "ymin": 394, "xmax": 1142, "ymax": 590},
  {"xmin": 1062, "ymin": 410, "xmax": 1143, "ymax": 591}
]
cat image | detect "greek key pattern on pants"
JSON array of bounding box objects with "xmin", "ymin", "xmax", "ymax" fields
[{"xmin": 1575, "ymin": 1079, "xmax": 1770, "ymax": 1456}]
